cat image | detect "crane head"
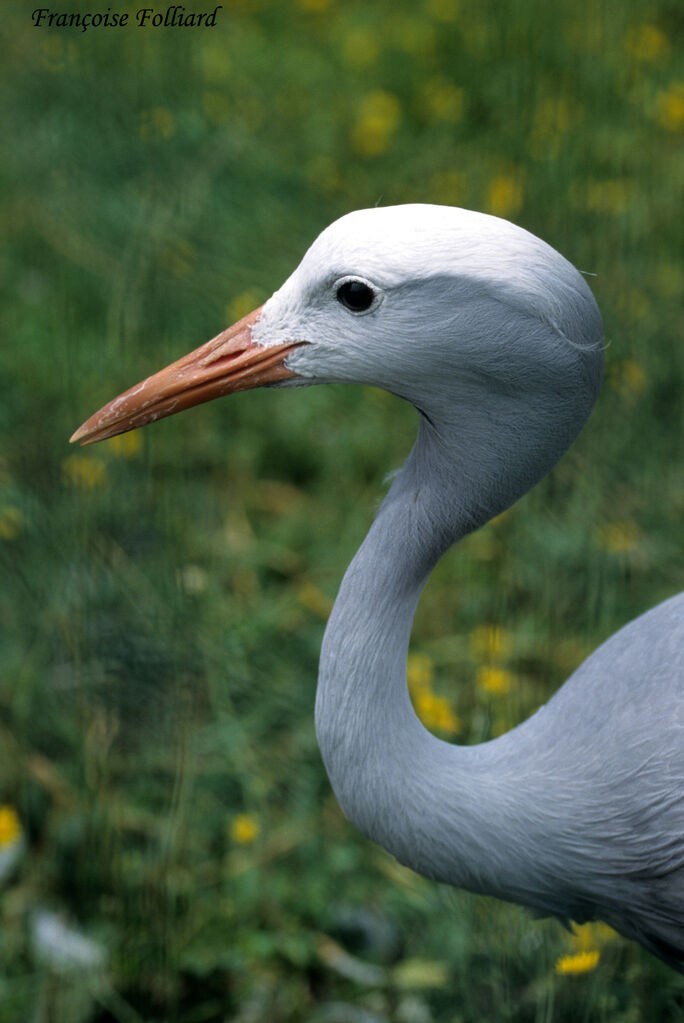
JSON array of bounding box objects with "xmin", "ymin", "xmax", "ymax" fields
[{"xmin": 71, "ymin": 205, "xmax": 603, "ymax": 448}]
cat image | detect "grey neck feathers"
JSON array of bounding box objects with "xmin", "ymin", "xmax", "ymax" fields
[{"xmin": 314, "ymin": 401, "xmax": 592, "ymax": 904}]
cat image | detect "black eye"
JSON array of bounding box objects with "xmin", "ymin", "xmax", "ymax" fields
[{"xmin": 336, "ymin": 279, "xmax": 375, "ymax": 312}]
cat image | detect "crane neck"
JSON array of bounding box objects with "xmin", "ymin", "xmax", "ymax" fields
[{"xmin": 314, "ymin": 417, "xmax": 523, "ymax": 887}]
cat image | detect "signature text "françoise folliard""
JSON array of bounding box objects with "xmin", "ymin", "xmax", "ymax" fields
[{"xmin": 32, "ymin": 6, "xmax": 223, "ymax": 31}]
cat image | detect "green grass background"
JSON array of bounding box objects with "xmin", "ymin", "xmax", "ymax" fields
[{"xmin": 1, "ymin": 0, "xmax": 683, "ymax": 1019}]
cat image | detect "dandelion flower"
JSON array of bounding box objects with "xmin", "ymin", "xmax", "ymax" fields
[
  {"xmin": 295, "ymin": 580, "xmax": 333, "ymax": 618},
  {"xmin": 200, "ymin": 40, "xmax": 232, "ymax": 83},
  {"xmin": 407, "ymin": 653, "xmax": 435, "ymax": 690},
  {"xmin": 414, "ymin": 691, "xmax": 459, "ymax": 734},
  {"xmin": 228, "ymin": 291, "xmax": 263, "ymax": 324},
  {"xmin": 469, "ymin": 624, "xmax": 511, "ymax": 661},
  {"xmin": 654, "ymin": 261, "xmax": 681, "ymax": 298},
  {"xmin": 612, "ymin": 360, "xmax": 647, "ymax": 398},
  {"xmin": 596, "ymin": 521, "xmax": 640, "ymax": 555},
  {"xmin": 486, "ymin": 172, "xmax": 523, "ymax": 218},
  {"xmin": 421, "ymin": 79, "xmax": 464, "ymax": 123},
  {"xmin": 0, "ymin": 805, "xmax": 24, "ymax": 883},
  {"xmin": 571, "ymin": 921, "xmax": 617, "ymax": 949},
  {"xmin": 477, "ymin": 666, "xmax": 513, "ymax": 696},
  {"xmin": 656, "ymin": 83, "xmax": 684, "ymax": 132},
  {"xmin": 104, "ymin": 431, "xmax": 142, "ymax": 458},
  {"xmin": 62, "ymin": 455, "xmax": 107, "ymax": 490},
  {"xmin": 350, "ymin": 91, "xmax": 401, "ymax": 158},
  {"xmin": 529, "ymin": 97, "xmax": 579, "ymax": 159},
  {"xmin": 341, "ymin": 27, "xmax": 378, "ymax": 68},
  {"xmin": 555, "ymin": 949, "xmax": 600, "ymax": 975},
  {"xmin": 584, "ymin": 179, "xmax": 635, "ymax": 216},
  {"xmin": 230, "ymin": 813, "xmax": 260, "ymax": 845},
  {"xmin": 426, "ymin": 0, "xmax": 460, "ymax": 21},
  {"xmin": 0, "ymin": 505, "xmax": 24, "ymax": 540},
  {"xmin": 389, "ymin": 15, "xmax": 436, "ymax": 55},
  {"xmin": 0, "ymin": 806, "xmax": 21, "ymax": 847},
  {"xmin": 624, "ymin": 24, "xmax": 669, "ymax": 63}
]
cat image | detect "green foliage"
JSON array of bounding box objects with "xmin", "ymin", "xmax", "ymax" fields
[{"xmin": 0, "ymin": 0, "xmax": 683, "ymax": 1019}]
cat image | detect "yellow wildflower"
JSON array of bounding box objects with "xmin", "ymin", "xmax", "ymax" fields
[
  {"xmin": 612, "ymin": 359, "xmax": 647, "ymax": 398},
  {"xmin": 555, "ymin": 949, "xmax": 600, "ymax": 975},
  {"xmin": 253, "ymin": 479, "xmax": 302, "ymax": 515},
  {"xmin": 421, "ymin": 79, "xmax": 464, "ymax": 123},
  {"xmin": 414, "ymin": 691, "xmax": 459, "ymax": 734},
  {"xmin": 656, "ymin": 83, "xmax": 684, "ymax": 132},
  {"xmin": 200, "ymin": 41, "xmax": 232, "ymax": 83},
  {"xmin": 341, "ymin": 27, "xmax": 378, "ymax": 68},
  {"xmin": 571, "ymin": 921, "xmax": 617, "ymax": 950},
  {"xmin": 486, "ymin": 172, "xmax": 523, "ymax": 218},
  {"xmin": 227, "ymin": 291, "xmax": 262, "ymax": 324},
  {"xmin": 104, "ymin": 431, "xmax": 142, "ymax": 458},
  {"xmin": 654, "ymin": 261, "xmax": 681, "ymax": 298},
  {"xmin": 477, "ymin": 666, "xmax": 513, "ymax": 696},
  {"xmin": 0, "ymin": 506, "xmax": 24, "ymax": 541},
  {"xmin": 0, "ymin": 806, "xmax": 21, "ymax": 847},
  {"xmin": 138, "ymin": 107, "xmax": 175, "ymax": 142},
  {"xmin": 407, "ymin": 653, "xmax": 435, "ymax": 691},
  {"xmin": 618, "ymin": 289, "xmax": 650, "ymax": 322},
  {"xmin": 624, "ymin": 24, "xmax": 669, "ymax": 63},
  {"xmin": 295, "ymin": 580, "xmax": 333, "ymax": 619},
  {"xmin": 62, "ymin": 455, "xmax": 107, "ymax": 490},
  {"xmin": 389, "ymin": 15, "xmax": 436, "ymax": 55},
  {"xmin": 308, "ymin": 155, "xmax": 343, "ymax": 194},
  {"xmin": 230, "ymin": 813, "xmax": 259, "ymax": 845},
  {"xmin": 583, "ymin": 179, "xmax": 635, "ymax": 216},
  {"xmin": 596, "ymin": 521, "xmax": 640, "ymax": 555},
  {"xmin": 426, "ymin": 0, "xmax": 459, "ymax": 21},
  {"xmin": 533, "ymin": 97, "xmax": 574, "ymax": 137},
  {"xmin": 469, "ymin": 624, "xmax": 511, "ymax": 661},
  {"xmin": 350, "ymin": 91, "xmax": 401, "ymax": 158},
  {"xmin": 529, "ymin": 97, "xmax": 579, "ymax": 159}
]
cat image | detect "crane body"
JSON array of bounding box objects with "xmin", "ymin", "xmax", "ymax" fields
[{"xmin": 71, "ymin": 205, "xmax": 684, "ymax": 968}]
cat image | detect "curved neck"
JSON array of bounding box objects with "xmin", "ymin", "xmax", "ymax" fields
[
  {"xmin": 315, "ymin": 420, "xmax": 519, "ymax": 890},
  {"xmin": 313, "ymin": 411, "xmax": 599, "ymax": 909}
]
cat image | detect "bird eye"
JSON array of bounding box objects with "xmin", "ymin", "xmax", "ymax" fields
[{"xmin": 336, "ymin": 279, "xmax": 376, "ymax": 313}]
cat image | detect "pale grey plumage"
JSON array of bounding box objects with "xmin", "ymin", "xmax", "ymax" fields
[
  {"xmin": 77, "ymin": 204, "xmax": 684, "ymax": 970},
  {"xmin": 255, "ymin": 205, "xmax": 684, "ymax": 968}
]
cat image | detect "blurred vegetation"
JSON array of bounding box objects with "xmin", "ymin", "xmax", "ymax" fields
[{"xmin": 1, "ymin": 0, "xmax": 683, "ymax": 1019}]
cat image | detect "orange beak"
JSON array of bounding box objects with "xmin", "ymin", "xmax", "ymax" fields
[{"xmin": 70, "ymin": 306, "xmax": 302, "ymax": 446}]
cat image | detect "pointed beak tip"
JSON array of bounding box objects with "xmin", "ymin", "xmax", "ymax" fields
[
  {"xmin": 69, "ymin": 421, "xmax": 99, "ymax": 445},
  {"xmin": 68, "ymin": 305, "xmax": 302, "ymax": 448}
]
